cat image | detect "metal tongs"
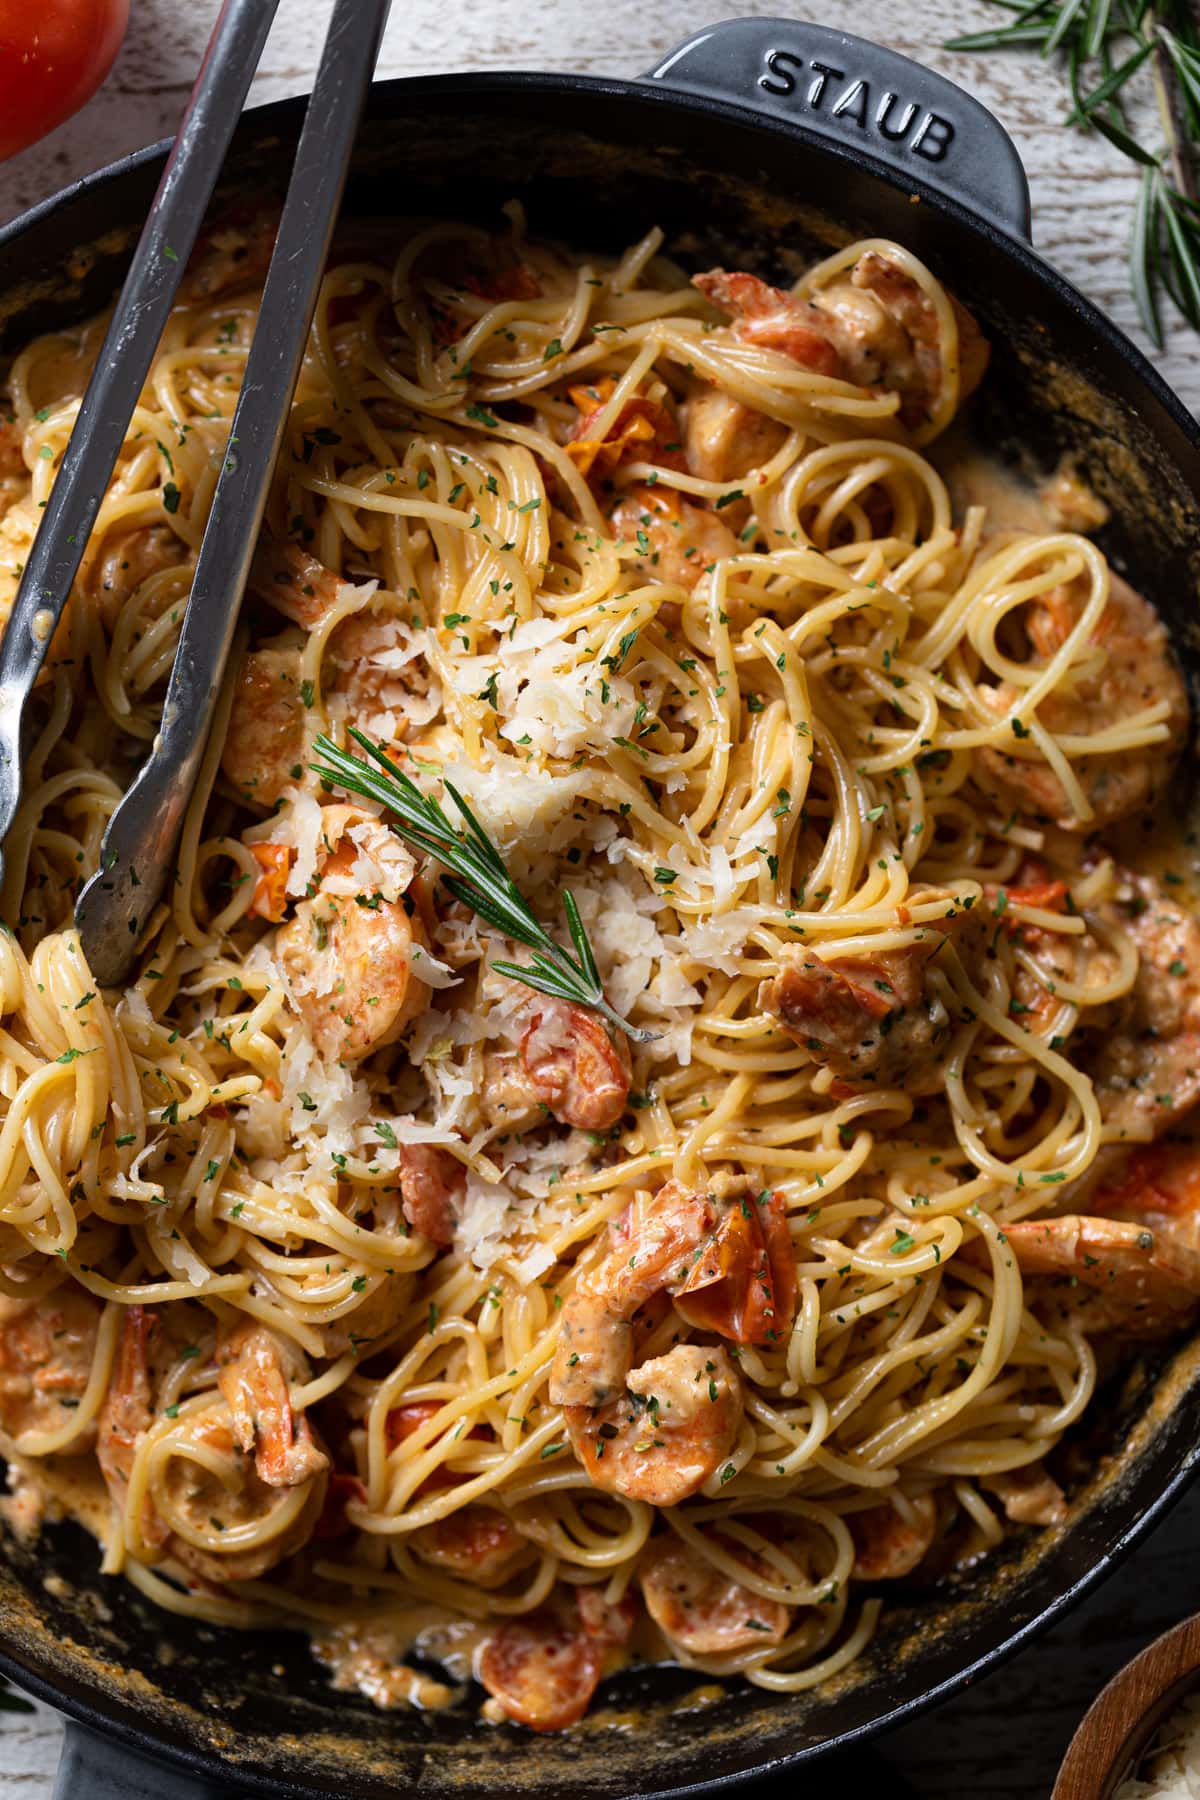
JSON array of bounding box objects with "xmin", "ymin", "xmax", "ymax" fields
[{"xmin": 0, "ymin": 0, "xmax": 390, "ymax": 986}]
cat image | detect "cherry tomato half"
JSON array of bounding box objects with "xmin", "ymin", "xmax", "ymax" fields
[{"xmin": 0, "ymin": 0, "xmax": 130, "ymax": 163}]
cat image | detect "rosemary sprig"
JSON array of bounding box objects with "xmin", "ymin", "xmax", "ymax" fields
[
  {"xmin": 311, "ymin": 729, "xmax": 652, "ymax": 1043},
  {"xmin": 946, "ymin": 0, "xmax": 1200, "ymax": 345}
]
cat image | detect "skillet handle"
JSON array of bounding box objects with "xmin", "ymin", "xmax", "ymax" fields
[
  {"xmin": 643, "ymin": 16, "xmax": 1031, "ymax": 240},
  {"xmin": 54, "ymin": 1719, "xmax": 240, "ymax": 1800}
]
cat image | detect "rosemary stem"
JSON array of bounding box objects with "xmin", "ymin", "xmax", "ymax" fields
[{"xmin": 1150, "ymin": 11, "xmax": 1199, "ymax": 203}]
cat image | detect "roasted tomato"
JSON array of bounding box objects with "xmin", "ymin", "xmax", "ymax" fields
[{"xmin": 0, "ymin": 1, "xmax": 129, "ymax": 162}]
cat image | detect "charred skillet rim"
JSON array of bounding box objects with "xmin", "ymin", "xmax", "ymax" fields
[{"xmin": 2, "ymin": 23, "xmax": 1200, "ymax": 1800}]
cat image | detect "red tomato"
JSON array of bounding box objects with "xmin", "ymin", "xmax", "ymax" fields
[
  {"xmin": 674, "ymin": 1190, "xmax": 797, "ymax": 1346},
  {"xmin": 247, "ymin": 842, "xmax": 293, "ymax": 923},
  {"xmin": 0, "ymin": 0, "xmax": 130, "ymax": 163},
  {"xmin": 312, "ymin": 1471, "xmax": 367, "ymax": 1542}
]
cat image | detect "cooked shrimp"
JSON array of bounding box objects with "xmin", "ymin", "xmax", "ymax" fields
[
  {"xmin": 250, "ymin": 534, "xmax": 343, "ymax": 630},
  {"xmin": 551, "ymin": 1178, "xmax": 796, "ymax": 1506},
  {"xmin": 849, "ymin": 1493, "xmax": 937, "ymax": 1580},
  {"xmin": 0, "ymin": 1288, "xmax": 100, "ymax": 1444},
  {"xmin": 553, "ymin": 1179, "xmax": 795, "ymax": 1410},
  {"xmin": 409, "ymin": 1504, "xmax": 529, "ymax": 1586},
  {"xmin": 478, "ymin": 1048, "xmax": 547, "ymax": 1133},
  {"xmin": 154, "ymin": 1401, "xmax": 328, "ymax": 1582},
  {"xmin": 216, "ymin": 1320, "xmax": 328, "ymax": 1488},
  {"xmin": 565, "ymin": 1343, "xmax": 742, "ymax": 1508},
  {"xmin": 250, "ymin": 541, "xmax": 435, "ymax": 729},
  {"xmin": 672, "ymin": 1185, "xmax": 797, "ymax": 1346},
  {"xmin": 396, "ymin": 1143, "xmax": 463, "ymax": 1246},
  {"xmin": 609, "ymin": 483, "xmax": 739, "ymax": 591},
  {"xmin": 98, "ymin": 1307, "xmax": 326, "ymax": 1582},
  {"xmin": 1000, "ymin": 864, "xmax": 1200, "ymax": 1149},
  {"xmin": 221, "ymin": 646, "xmax": 308, "ymax": 809},
  {"xmin": 477, "ymin": 1588, "xmax": 632, "ymax": 1731},
  {"xmin": 1087, "ymin": 871, "xmax": 1200, "ymax": 1143},
  {"xmin": 519, "ymin": 1000, "xmax": 632, "ymax": 1131},
  {"xmin": 693, "ymin": 270, "xmax": 843, "ymax": 375},
  {"xmin": 760, "ymin": 890, "xmax": 986, "ymax": 1088},
  {"xmin": 845, "ymin": 250, "xmax": 989, "ymax": 424},
  {"xmin": 982, "ymin": 1463, "xmax": 1068, "ymax": 1528},
  {"xmin": 275, "ymin": 805, "xmax": 430, "ymax": 1062},
  {"xmin": 977, "ymin": 570, "xmax": 1187, "ymax": 831},
  {"xmin": 92, "ymin": 524, "xmax": 188, "ymax": 633},
  {"xmin": 683, "ymin": 387, "xmax": 787, "ymax": 485},
  {"xmin": 553, "ymin": 1191, "xmax": 720, "ymax": 1421},
  {"xmin": 639, "ymin": 1532, "xmax": 790, "ymax": 1654},
  {"xmin": 1000, "ymin": 865, "xmax": 1117, "ymax": 1033},
  {"xmin": 1002, "ymin": 1206, "xmax": 1200, "ymax": 1337},
  {"xmin": 694, "ymin": 249, "xmax": 988, "ymax": 432},
  {"xmin": 96, "ymin": 1307, "xmax": 168, "ymax": 1543},
  {"xmin": 96, "ymin": 1305, "xmax": 218, "ymax": 1526},
  {"xmin": 1101, "ymin": 1137, "xmax": 1200, "ymax": 1247}
]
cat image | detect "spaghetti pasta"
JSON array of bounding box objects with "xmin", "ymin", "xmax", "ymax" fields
[{"xmin": 0, "ymin": 203, "xmax": 1195, "ymax": 1731}]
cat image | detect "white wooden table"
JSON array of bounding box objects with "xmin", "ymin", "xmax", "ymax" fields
[{"xmin": 0, "ymin": 2, "xmax": 1197, "ymax": 1794}]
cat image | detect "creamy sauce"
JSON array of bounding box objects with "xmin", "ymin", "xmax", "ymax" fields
[
  {"xmin": 1, "ymin": 444, "xmax": 1195, "ymax": 1725},
  {"xmin": 2, "ymin": 1451, "xmax": 112, "ymax": 1547},
  {"xmin": 936, "ymin": 435, "xmax": 1111, "ymax": 538},
  {"xmin": 312, "ymin": 1612, "xmax": 485, "ymax": 1713}
]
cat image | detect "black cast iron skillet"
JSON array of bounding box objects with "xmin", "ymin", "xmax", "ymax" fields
[{"xmin": 2, "ymin": 17, "xmax": 1200, "ymax": 1799}]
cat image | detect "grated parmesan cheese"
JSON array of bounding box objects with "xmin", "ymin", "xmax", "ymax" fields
[
  {"xmin": 454, "ymin": 1170, "xmax": 515, "ymax": 1270},
  {"xmin": 279, "ymin": 1023, "xmax": 371, "ymax": 1158},
  {"xmin": 408, "ymin": 944, "xmax": 461, "ymax": 991},
  {"xmin": 438, "ymin": 755, "xmax": 587, "ymax": 857},
  {"xmin": 499, "ymin": 663, "xmax": 637, "ymax": 761},
  {"xmin": 322, "ymin": 817, "xmax": 415, "ymax": 904},
  {"xmin": 324, "ymin": 603, "xmax": 443, "ymax": 743},
  {"xmin": 674, "ymin": 906, "xmax": 761, "ymax": 975},
  {"xmin": 1116, "ymin": 1691, "xmax": 1200, "ymax": 1798},
  {"xmin": 262, "ymin": 788, "xmax": 325, "ymax": 900}
]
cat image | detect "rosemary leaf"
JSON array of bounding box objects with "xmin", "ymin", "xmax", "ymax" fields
[
  {"xmin": 1131, "ymin": 165, "xmax": 1165, "ymax": 344},
  {"xmin": 1161, "ymin": 189, "xmax": 1200, "ymax": 323},
  {"xmin": 944, "ymin": 22, "xmax": 1059, "ymax": 48},
  {"xmin": 948, "ymin": 0, "xmax": 1200, "ymax": 334},
  {"xmin": 1066, "ymin": 38, "xmax": 1155, "ymax": 121},
  {"xmin": 311, "ymin": 730, "xmax": 654, "ymax": 1043},
  {"xmin": 562, "ymin": 889, "xmax": 601, "ymax": 989},
  {"xmin": 1087, "ymin": 106, "xmax": 1162, "ymax": 163},
  {"xmin": 1161, "ymin": 30, "xmax": 1200, "ymax": 120},
  {"xmin": 1044, "ymin": 0, "xmax": 1091, "ymax": 56},
  {"xmin": 1083, "ymin": 0, "xmax": 1112, "ymax": 60}
]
